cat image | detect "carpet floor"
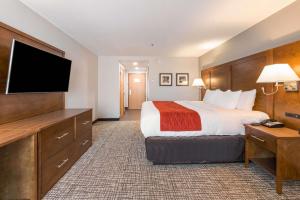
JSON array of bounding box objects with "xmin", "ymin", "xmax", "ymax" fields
[{"xmin": 44, "ymin": 121, "xmax": 300, "ymax": 200}]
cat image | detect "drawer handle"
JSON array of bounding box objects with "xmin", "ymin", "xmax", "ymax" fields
[
  {"xmin": 81, "ymin": 140, "xmax": 89, "ymax": 146},
  {"xmin": 56, "ymin": 132, "xmax": 70, "ymax": 140},
  {"xmin": 251, "ymin": 135, "xmax": 265, "ymax": 143},
  {"xmin": 57, "ymin": 158, "xmax": 69, "ymax": 169},
  {"xmin": 82, "ymin": 121, "xmax": 90, "ymax": 125}
]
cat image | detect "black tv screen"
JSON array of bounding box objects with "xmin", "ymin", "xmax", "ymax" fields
[{"xmin": 6, "ymin": 40, "xmax": 71, "ymax": 94}]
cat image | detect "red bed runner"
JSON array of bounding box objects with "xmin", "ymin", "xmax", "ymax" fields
[{"xmin": 152, "ymin": 101, "xmax": 201, "ymax": 131}]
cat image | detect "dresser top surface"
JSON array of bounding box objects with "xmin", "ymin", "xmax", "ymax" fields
[{"xmin": 0, "ymin": 109, "xmax": 91, "ymax": 147}]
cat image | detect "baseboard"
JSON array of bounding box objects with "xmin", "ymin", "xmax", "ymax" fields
[
  {"xmin": 93, "ymin": 118, "xmax": 120, "ymax": 123},
  {"xmin": 92, "ymin": 119, "xmax": 99, "ymax": 124}
]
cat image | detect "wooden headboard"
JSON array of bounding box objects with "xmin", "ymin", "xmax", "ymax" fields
[
  {"xmin": 201, "ymin": 41, "xmax": 300, "ymax": 130},
  {"xmin": 0, "ymin": 22, "xmax": 65, "ymax": 125}
]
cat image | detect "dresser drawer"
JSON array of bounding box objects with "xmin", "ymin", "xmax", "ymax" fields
[
  {"xmin": 76, "ymin": 133, "xmax": 92, "ymax": 159},
  {"xmin": 40, "ymin": 118, "xmax": 75, "ymax": 160},
  {"xmin": 246, "ymin": 128, "xmax": 277, "ymax": 153},
  {"xmin": 41, "ymin": 143, "xmax": 74, "ymax": 196},
  {"xmin": 76, "ymin": 110, "xmax": 92, "ymax": 140}
]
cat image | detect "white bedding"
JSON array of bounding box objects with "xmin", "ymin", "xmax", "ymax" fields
[{"xmin": 140, "ymin": 101, "xmax": 269, "ymax": 138}]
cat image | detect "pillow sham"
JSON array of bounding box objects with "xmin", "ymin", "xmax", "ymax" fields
[
  {"xmin": 236, "ymin": 89, "xmax": 257, "ymax": 111},
  {"xmin": 213, "ymin": 90, "xmax": 241, "ymax": 109},
  {"xmin": 203, "ymin": 89, "xmax": 219, "ymax": 105}
]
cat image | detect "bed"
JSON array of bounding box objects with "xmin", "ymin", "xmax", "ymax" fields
[{"xmin": 141, "ymin": 100, "xmax": 269, "ymax": 164}]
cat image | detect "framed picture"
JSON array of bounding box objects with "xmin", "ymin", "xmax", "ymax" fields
[
  {"xmin": 159, "ymin": 73, "xmax": 172, "ymax": 86},
  {"xmin": 176, "ymin": 73, "xmax": 189, "ymax": 86}
]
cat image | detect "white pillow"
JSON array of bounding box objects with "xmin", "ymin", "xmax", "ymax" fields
[
  {"xmin": 236, "ymin": 89, "xmax": 257, "ymax": 111},
  {"xmin": 203, "ymin": 89, "xmax": 220, "ymax": 105},
  {"xmin": 213, "ymin": 90, "xmax": 242, "ymax": 109}
]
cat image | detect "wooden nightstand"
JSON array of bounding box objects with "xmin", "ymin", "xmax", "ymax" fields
[{"xmin": 244, "ymin": 125, "xmax": 300, "ymax": 194}]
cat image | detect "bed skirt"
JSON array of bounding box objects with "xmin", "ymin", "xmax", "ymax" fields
[{"xmin": 145, "ymin": 135, "xmax": 245, "ymax": 164}]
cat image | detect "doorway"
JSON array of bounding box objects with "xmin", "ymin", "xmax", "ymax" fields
[
  {"xmin": 128, "ymin": 73, "xmax": 146, "ymax": 109},
  {"xmin": 119, "ymin": 60, "xmax": 148, "ymax": 120}
]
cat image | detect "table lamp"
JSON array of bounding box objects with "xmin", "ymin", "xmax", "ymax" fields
[{"xmin": 192, "ymin": 78, "xmax": 205, "ymax": 100}]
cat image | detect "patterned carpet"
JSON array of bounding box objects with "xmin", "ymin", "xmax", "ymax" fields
[{"xmin": 44, "ymin": 121, "xmax": 300, "ymax": 200}]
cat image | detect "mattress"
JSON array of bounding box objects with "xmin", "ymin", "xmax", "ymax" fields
[{"xmin": 141, "ymin": 101, "xmax": 269, "ymax": 138}]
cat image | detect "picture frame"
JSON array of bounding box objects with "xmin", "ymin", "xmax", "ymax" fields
[
  {"xmin": 176, "ymin": 73, "xmax": 189, "ymax": 86},
  {"xmin": 159, "ymin": 73, "xmax": 172, "ymax": 86}
]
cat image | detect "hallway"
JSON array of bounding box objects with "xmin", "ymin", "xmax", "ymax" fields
[{"xmin": 120, "ymin": 109, "xmax": 141, "ymax": 121}]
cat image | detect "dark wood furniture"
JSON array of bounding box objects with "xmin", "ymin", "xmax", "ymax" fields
[
  {"xmin": 0, "ymin": 109, "xmax": 92, "ymax": 199},
  {"xmin": 245, "ymin": 125, "xmax": 300, "ymax": 194},
  {"xmin": 0, "ymin": 22, "xmax": 92, "ymax": 200}
]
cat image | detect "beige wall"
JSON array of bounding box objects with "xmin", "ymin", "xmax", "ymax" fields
[
  {"xmin": 199, "ymin": 1, "xmax": 300, "ymax": 69},
  {"xmin": 98, "ymin": 56, "xmax": 199, "ymax": 118},
  {"xmin": 0, "ymin": 0, "xmax": 98, "ymax": 120}
]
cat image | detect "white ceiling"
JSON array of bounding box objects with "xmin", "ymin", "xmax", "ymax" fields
[{"xmin": 20, "ymin": 0, "xmax": 295, "ymax": 57}]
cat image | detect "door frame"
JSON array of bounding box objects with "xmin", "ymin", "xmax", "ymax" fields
[
  {"xmin": 127, "ymin": 71, "xmax": 148, "ymax": 109},
  {"xmin": 119, "ymin": 64, "xmax": 125, "ymax": 117}
]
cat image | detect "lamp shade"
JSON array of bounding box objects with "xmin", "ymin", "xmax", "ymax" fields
[
  {"xmin": 192, "ymin": 78, "xmax": 205, "ymax": 87},
  {"xmin": 256, "ymin": 64, "xmax": 300, "ymax": 83}
]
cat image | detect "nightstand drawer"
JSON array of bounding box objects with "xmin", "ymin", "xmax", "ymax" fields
[{"xmin": 247, "ymin": 128, "xmax": 276, "ymax": 153}]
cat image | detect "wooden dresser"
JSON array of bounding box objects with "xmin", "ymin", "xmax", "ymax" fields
[
  {"xmin": 0, "ymin": 21, "xmax": 94, "ymax": 200},
  {"xmin": 0, "ymin": 109, "xmax": 92, "ymax": 199},
  {"xmin": 245, "ymin": 125, "xmax": 300, "ymax": 194}
]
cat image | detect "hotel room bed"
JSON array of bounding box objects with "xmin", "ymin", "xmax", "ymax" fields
[{"xmin": 141, "ymin": 101, "xmax": 269, "ymax": 164}]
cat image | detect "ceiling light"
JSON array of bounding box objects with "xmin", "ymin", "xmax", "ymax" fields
[
  {"xmin": 133, "ymin": 62, "xmax": 138, "ymax": 66},
  {"xmin": 135, "ymin": 67, "xmax": 139, "ymax": 70}
]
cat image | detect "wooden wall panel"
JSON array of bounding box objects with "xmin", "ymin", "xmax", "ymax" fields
[
  {"xmin": 0, "ymin": 27, "xmax": 13, "ymax": 91},
  {"xmin": 273, "ymin": 41, "xmax": 300, "ymax": 130},
  {"xmin": 201, "ymin": 68, "xmax": 211, "ymax": 99},
  {"xmin": 201, "ymin": 68, "xmax": 211, "ymax": 89},
  {"xmin": 201, "ymin": 39, "xmax": 300, "ymax": 129},
  {"xmin": 0, "ymin": 93, "xmax": 65, "ymax": 125},
  {"xmin": 210, "ymin": 64, "xmax": 231, "ymax": 91},
  {"xmin": 0, "ymin": 22, "xmax": 65, "ymax": 125},
  {"xmin": 231, "ymin": 51, "xmax": 274, "ymax": 117}
]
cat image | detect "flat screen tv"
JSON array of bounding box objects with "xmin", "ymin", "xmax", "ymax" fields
[{"xmin": 6, "ymin": 40, "xmax": 72, "ymax": 94}]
